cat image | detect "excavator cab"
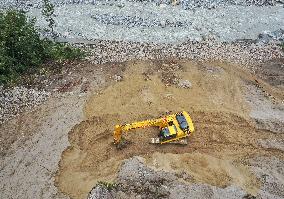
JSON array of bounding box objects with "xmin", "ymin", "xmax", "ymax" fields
[{"xmin": 159, "ymin": 125, "xmax": 178, "ymax": 141}]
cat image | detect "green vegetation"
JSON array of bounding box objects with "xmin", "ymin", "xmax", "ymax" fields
[
  {"xmin": 0, "ymin": 9, "xmax": 85, "ymax": 85},
  {"xmin": 45, "ymin": 41, "xmax": 85, "ymax": 61},
  {"xmin": 42, "ymin": 0, "xmax": 56, "ymax": 38},
  {"xmin": 97, "ymin": 181, "xmax": 117, "ymax": 191},
  {"xmin": 0, "ymin": 10, "xmax": 45, "ymax": 84}
]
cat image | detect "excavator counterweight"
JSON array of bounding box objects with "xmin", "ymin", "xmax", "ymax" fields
[{"xmin": 113, "ymin": 111, "xmax": 194, "ymax": 146}]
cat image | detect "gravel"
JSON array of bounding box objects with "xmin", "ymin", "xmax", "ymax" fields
[
  {"xmin": 88, "ymin": 185, "xmax": 114, "ymax": 199},
  {"xmin": 91, "ymin": 13, "xmax": 192, "ymax": 28},
  {"xmin": 82, "ymin": 39, "xmax": 283, "ymax": 68},
  {"xmin": 250, "ymin": 157, "xmax": 284, "ymax": 199},
  {"xmin": 88, "ymin": 156, "xmax": 284, "ymax": 198},
  {"xmin": 113, "ymin": 74, "xmax": 123, "ymax": 82},
  {"xmin": 0, "ymin": 0, "xmax": 280, "ymax": 10},
  {"xmin": 0, "ymin": 86, "xmax": 50, "ymax": 124},
  {"xmin": 23, "ymin": 3, "xmax": 284, "ymax": 44}
]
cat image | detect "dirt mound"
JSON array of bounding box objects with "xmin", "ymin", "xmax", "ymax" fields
[{"xmin": 55, "ymin": 60, "xmax": 284, "ymax": 199}]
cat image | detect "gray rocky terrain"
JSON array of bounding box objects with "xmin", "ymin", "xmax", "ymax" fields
[
  {"xmin": 29, "ymin": 3, "xmax": 284, "ymax": 43},
  {"xmin": 1, "ymin": 0, "xmax": 284, "ymax": 43}
]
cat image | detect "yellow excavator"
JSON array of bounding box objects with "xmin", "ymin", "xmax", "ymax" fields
[{"xmin": 113, "ymin": 111, "xmax": 194, "ymax": 145}]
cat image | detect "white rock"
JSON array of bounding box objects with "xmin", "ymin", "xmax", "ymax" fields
[
  {"xmin": 114, "ymin": 75, "xmax": 123, "ymax": 82},
  {"xmin": 178, "ymin": 80, "xmax": 192, "ymax": 89}
]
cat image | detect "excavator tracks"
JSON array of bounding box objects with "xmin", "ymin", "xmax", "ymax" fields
[{"xmin": 150, "ymin": 137, "xmax": 188, "ymax": 145}]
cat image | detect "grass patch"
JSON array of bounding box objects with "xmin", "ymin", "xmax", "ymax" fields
[{"xmin": 97, "ymin": 181, "xmax": 117, "ymax": 191}]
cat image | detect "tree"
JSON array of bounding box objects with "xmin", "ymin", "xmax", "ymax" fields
[
  {"xmin": 42, "ymin": 0, "xmax": 56, "ymax": 39},
  {"xmin": 0, "ymin": 10, "xmax": 47, "ymax": 84}
]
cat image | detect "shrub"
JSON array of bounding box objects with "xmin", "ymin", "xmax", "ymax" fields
[
  {"xmin": 0, "ymin": 10, "xmax": 47, "ymax": 84},
  {"xmin": 44, "ymin": 41, "xmax": 86, "ymax": 62},
  {"xmin": 0, "ymin": 9, "xmax": 85, "ymax": 85},
  {"xmin": 97, "ymin": 181, "xmax": 117, "ymax": 191},
  {"xmin": 42, "ymin": 0, "xmax": 56, "ymax": 38}
]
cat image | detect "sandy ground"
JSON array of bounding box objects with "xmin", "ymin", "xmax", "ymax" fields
[
  {"xmin": 54, "ymin": 60, "xmax": 284, "ymax": 199},
  {"xmin": 0, "ymin": 63, "xmax": 109, "ymax": 199},
  {"xmin": 0, "ymin": 59, "xmax": 283, "ymax": 199},
  {"xmin": 0, "ymin": 92, "xmax": 85, "ymax": 199}
]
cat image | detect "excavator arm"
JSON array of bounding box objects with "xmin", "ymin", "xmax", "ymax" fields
[{"xmin": 113, "ymin": 117, "xmax": 168, "ymax": 144}]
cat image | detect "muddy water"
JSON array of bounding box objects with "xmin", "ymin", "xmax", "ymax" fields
[{"xmin": 55, "ymin": 60, "xmax": 284, "ymax": 199}]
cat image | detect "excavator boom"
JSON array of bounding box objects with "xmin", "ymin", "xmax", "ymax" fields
[{"xmin": 113, "ymin": 117, "xmax": 167, "ymax": 144}]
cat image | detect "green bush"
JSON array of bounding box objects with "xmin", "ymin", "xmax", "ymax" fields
[
  {"xmin": 45, "ymin": 41, "xmax": 86, "ymax": 61},
  {"xmin": 0, "ymin": 9, "xmax": 85, "ymax": 85},
  {"xmin": 97, "ymin": 181, "xmax": 117, "ymax": 191},
  {"xmin": 0, "ymin": 10, "xmax": 46, "ymax": 84}
]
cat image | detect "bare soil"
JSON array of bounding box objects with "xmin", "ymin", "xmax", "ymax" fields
[
  {"xmin": 0, "ymin": 61, "xmax": 125, "ymax": 199},
  {"xmin": 1, "ymin": 59, "xmax": 283, "ymax": 199},
  {"xmin": 54, "ymin": 60, "xmax": 284, "ymax": 199}
]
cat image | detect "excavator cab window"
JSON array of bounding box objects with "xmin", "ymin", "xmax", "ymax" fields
[
  {"xmin": 159, "ymin": 128, "xmax": 170, "ymax": 138},
  {"xmin": 176, "ymin": 113, "xmax": 189, "ymax": 131},
  {"xmin": 160, "ymin": 126, "xmax": 178, "ymax": 141}
]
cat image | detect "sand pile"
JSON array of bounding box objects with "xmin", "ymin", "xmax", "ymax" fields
[{"xmin": 55, "ymin": 60, "xmax": 284, "ymax": 199}]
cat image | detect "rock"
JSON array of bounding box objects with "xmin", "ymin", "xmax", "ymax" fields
[
  {"xmin": 257, "ymin": 29, "xmax": 284, "ymax": 43},
  {"xmin": 88, "ymin": 185, "xmax": 113, "ymax": 199},
  {"xmin": 160, "ymin": 20, "xmax": 166, "ymax": 28},
  {"xmin": 178, "ymin": 80, "xmax": 192, "ymax": 89},
  {"xmin": 114, "ymin": 75, "xmax": 123, "ymax": 82},
  {"xmin": 89, "ymin": 157, "xmax": 248, "ymax": 198}
]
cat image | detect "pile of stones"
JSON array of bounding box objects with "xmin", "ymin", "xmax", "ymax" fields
[
  {"xmin": 91, "ymin": 14, "xmax": 191, "ymax": 28},
  {"xmin": 88, "ymin": 157, "xmax": 248, "ymax": 199},
  {"xmin": 83, "ymin": 39, "xmax": 283, "ymax": 69}
]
